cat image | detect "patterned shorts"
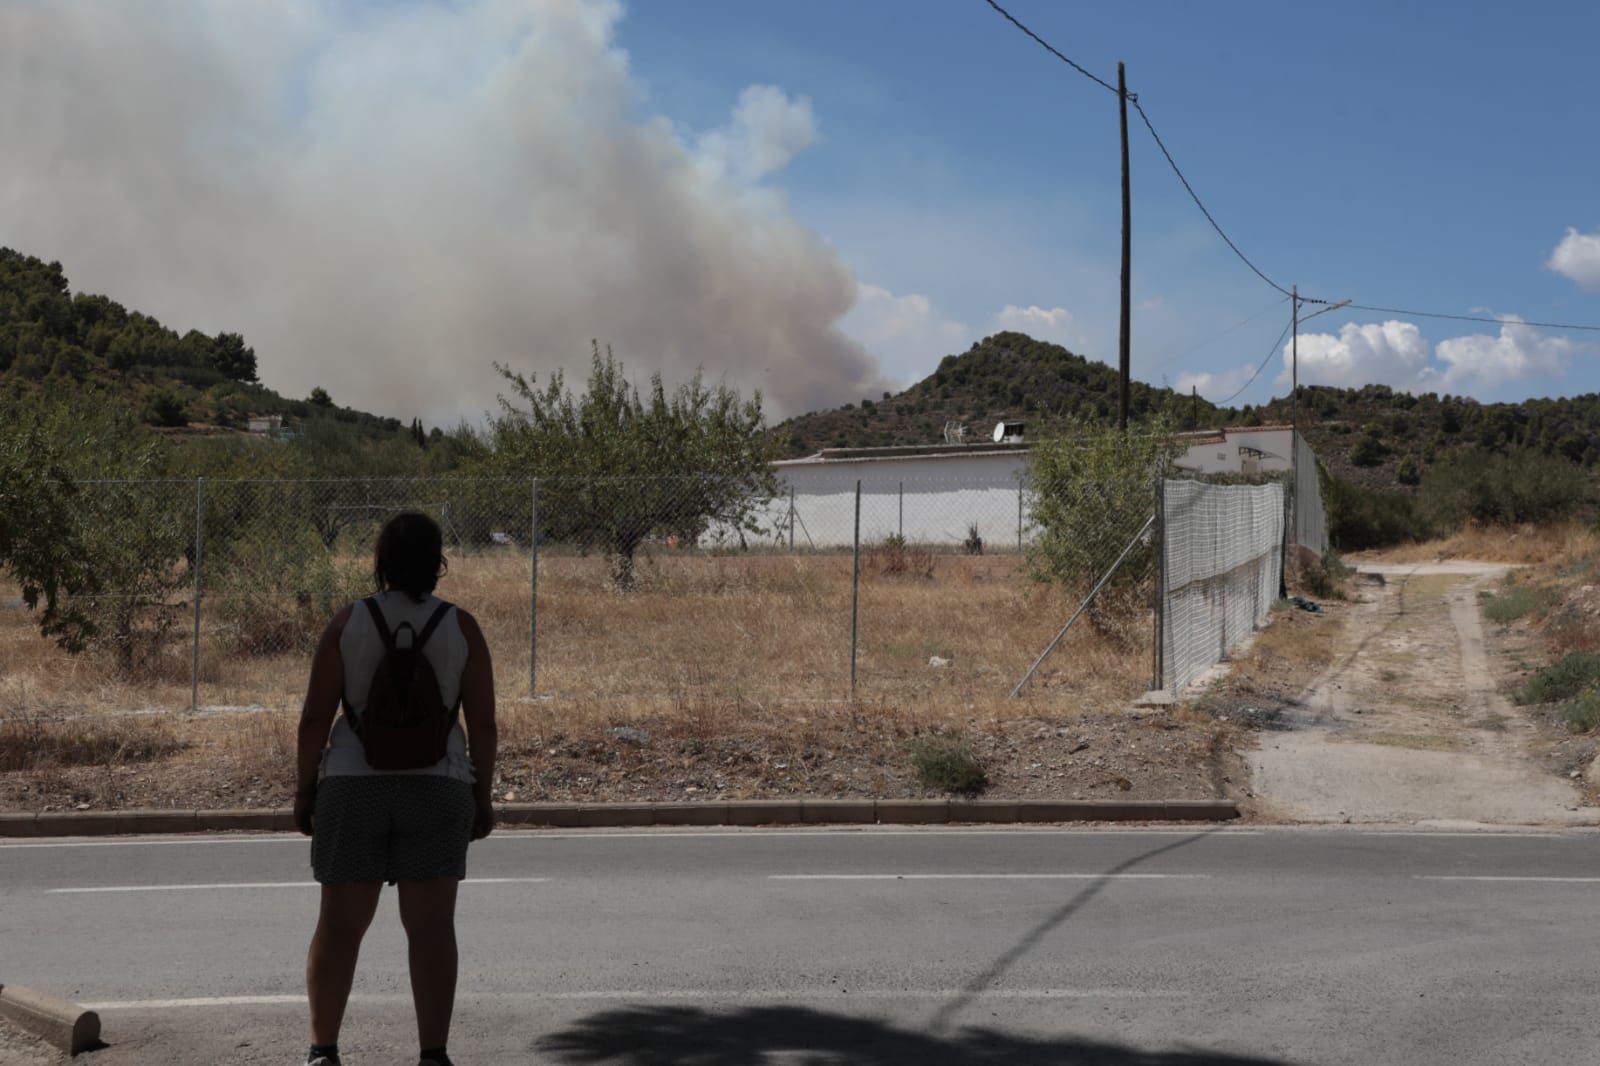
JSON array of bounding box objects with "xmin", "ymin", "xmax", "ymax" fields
[{"xmin": 310, "ymin": 775, "xmax": 476, "ymax": 885}]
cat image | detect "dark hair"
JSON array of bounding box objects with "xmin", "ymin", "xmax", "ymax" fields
[{"xmin": 374, "ymin": 512, "xmax": 446, "ymax": 602}]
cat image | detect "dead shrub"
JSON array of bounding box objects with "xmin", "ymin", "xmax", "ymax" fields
[
  {"xmin": 872, "ymin": 534, "xmax": 936, "ymax": 579},
  {"xmin": 0, "ymin": 711, "xmax": 187, "ymax": 771}
]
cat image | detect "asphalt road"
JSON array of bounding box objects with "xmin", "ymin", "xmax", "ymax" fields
[{"xmin": 4, "ymin": 825, "xmax": 1600, "ymax": 1065}]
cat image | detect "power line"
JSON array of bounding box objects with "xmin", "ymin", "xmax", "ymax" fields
[
  {"xmin": 1211, "ymin": 315, "xmax": 1294, "ymax": 407},
  {"xmin": 978, "ymin": 2, "xmax": 1600, "ymax": 339},
  {"xmin": 980, "ymin": 0, "xmax": 1119, "ymax": 94},
  {"xmin": 1145, "ymin": 295, "xmax": 1290, "ymax": 374},
  {"xmin": 1338, "ymin": 303, "xmax": 1600, "ymax": 334},
  {"xmin": 1131, "ymin": 99, "xmax": 1292, "ymax": 298}
]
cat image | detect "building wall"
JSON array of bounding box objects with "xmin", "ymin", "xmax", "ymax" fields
[
  {"xmin": 1173, "ymin": 428, "xmax": 1293, "ymax": 476},
  {"xmin": 726, "ymin": 453, "xmax": 1030, "ymax": 550}
]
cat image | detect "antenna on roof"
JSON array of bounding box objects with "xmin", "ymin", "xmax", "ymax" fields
[{"xmin": 942, "ymin": 421, "xmax": 968, "ymax": 445}]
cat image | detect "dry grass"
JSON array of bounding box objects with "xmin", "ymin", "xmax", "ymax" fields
[
  {"xmin": 1362, "ymin": 523, "xmax": 1600, "ymax": 567},
  {"xmin": 1, "ymin": 552, "xmax": 1151, "ymax": 793}
]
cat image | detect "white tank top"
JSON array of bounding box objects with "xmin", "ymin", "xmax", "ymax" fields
[{"xmin": 320, "ymin": 591, "xmax": 475, "ymax": 782}]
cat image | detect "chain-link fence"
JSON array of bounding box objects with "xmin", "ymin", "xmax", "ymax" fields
[
  {"xmin": 1157, "ymin": 478, "xmax": 1286, "ymax": 694},
  {"xmin": 23, "ymin": 448, "xmax": 1327, "ymax": 715},
  {"xmin": 16, "ymin": 474, "xmax": 1162, "ymax": 715}
]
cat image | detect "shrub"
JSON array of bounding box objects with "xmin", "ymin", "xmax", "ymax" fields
[
  {"xmin": 907, "ymin": 735, "xmax": 988, "ymax": 795},
  {"xmin": 211, "ymin": 531, "xmax": 371, "ymax": 655},
  {"xmin": 1349, "ymin": 432, "xmax": 1387, "ymax": 467},
  {"xmin": 963, "ymin": 523, "xmax": 984, "ymax": 556},
  {"xmin": 1482, "ymin": 583, "xmax": 1555, "ymax": 625},
  {"xmin": 873, "ymin": 533, "xmax": 935, "ymax": 578},
  {"xmin": 1514, "ymin": 652, "xmax": 1600, "ymax": 705},
  {"xmin": 1562, "ymin": 692, "xmax": 1600, "ymax": 734},
  {"xmin": 1323, "ymin": 473, "xmax": 1426, "ymax": 550},
  {"xmin": 1419, "ymin": 449, "xmax": 1588, "ymax": 529},
  {"xmin": 141, "ymin": 386, "xmax": 189, "ymax": 427}
]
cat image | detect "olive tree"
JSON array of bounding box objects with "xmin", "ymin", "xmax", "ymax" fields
[
  {"xmin": 1025, "ymin": 415, "xmax": 1179, "ymax": 638},
  {"xmin": 485, "ymin": 344, "xmax": 776, "ymax": 589}
]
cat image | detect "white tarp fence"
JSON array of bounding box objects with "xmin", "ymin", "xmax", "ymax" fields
[
  {"xmin": 1160, "ymin": 478, "xmax": 1286, "ymax": 694},
  {"xmin": 1291, "ymin": 430, "xmax": 1328, "ymax": 557}
]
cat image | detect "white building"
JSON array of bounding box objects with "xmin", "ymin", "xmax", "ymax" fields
[{"xmin": 739, "ymin": 425, "xmax": 1296, "ymax": 550}]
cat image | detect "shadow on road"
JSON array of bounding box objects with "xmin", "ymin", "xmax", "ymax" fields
[{"xmin": 534, "ymin": 1003, "xmax": 1297, "ymax": 1065}]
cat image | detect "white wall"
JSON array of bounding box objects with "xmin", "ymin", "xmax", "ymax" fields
[
  {"xmin": 725, "ymin": 453, "xmax": 1031, "ymax": 550},
  {"xmin": 1173, "ymin": 428, "xmax": 1293, "ymax": 476}
]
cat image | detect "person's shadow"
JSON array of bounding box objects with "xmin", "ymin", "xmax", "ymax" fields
[
  {"xmin": 537, "ymin": 830, "xmax": 1293, "ymax": 1065},
  {"xmin": 534, "ymin": 1004, "xmax": 1298, "ymax": 1065}
]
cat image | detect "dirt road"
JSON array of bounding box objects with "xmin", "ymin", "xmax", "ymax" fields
[{"xmin": 1251, "ymin": 561, "xmax": 1600, "ymax": 827}]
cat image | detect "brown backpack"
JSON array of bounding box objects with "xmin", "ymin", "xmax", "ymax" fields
[{"xmin": 346, "ymin": 597, "xmax": 458, "ymax": 770}]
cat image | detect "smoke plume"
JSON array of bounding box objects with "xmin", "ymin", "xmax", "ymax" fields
[{"xmin": 0, "ymin": 0, "xmax": 890, "ymax": 421}]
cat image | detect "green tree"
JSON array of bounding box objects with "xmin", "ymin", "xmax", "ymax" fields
[
  {"xmin": 141, "ymin": 386, "xmax": 190, "ymax": 427},
  {"xmin": 209, "ymin": 332, "xmax": 258, "ymax": 382},
  {"xmin": 1026, "ymin": 414, "xmax": 1178, "ymax": 604},
  {"xmin": 485, "ymin": 343, "xmax": 775, "ymax": 588},
  {"xmin": 308, "ymin": 386, "xmax": 333, "ymax": 407},
  {"xmin": 0, "ymin": 389, "xmax": 188, "ymax": 666}
]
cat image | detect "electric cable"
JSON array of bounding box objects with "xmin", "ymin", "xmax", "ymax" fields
[
  {"xmin": 1131, "ymin": 99, "xmax": 1292, "ymax": 298},
  {"xmin": 1210, "ymin": 315, "xmax": 1294, "ymax": 407},
  {"xmin": 980, "ymin": 0, "xmax": 1119, "ymax": 94}
]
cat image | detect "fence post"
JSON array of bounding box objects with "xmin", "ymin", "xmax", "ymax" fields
[
  {"xmin": 529, "ymin": 478, "xmax": 539, "ymax": 699},
  {"xmin": 850, "ymin": 478, "xmax": 861, "ymax": 701},
  {"xmin": 898, "ymin": 481, "xmax": 903, "ymax": 540},
  {"xmin": 1152, "ymin": 478, "xmax": 1164, "ymax": 692},
  {"xmin": 191, "ymin": 477, "xmax": 204, "ymax": 713},
  {"xmin": 788, "ymin": 485, "xmax": 796, "ymax": 554},
  {"xmin": 1017, "ymin": 486, "xmax": 1024, "ymax": 552}
]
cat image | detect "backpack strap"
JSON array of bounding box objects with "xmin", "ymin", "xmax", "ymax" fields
[
  {"xmin": 413, "ymin": 601, "xmax": 454, "ymax": 652},
  {"xmin": 362, "ymin": 597, "xmax": 396, "ymax": 651}
]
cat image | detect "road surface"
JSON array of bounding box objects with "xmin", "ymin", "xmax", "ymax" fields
[{"xmin": 5, "ymin": 825, "xmax": 1600, "ymax": 1064}]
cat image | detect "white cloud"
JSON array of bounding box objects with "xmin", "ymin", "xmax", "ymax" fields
[
  {"xmin": 839, "ymin": 283, "xmax": 970, "ymax": 384},
  {"xmin": 993, "ymin": 304, "xmax": 1087, "ymax": 350},
  {"xmin": 1275, "ymin": 320, "xmax": 1431, "ymax": 391},
  {"xmin": 1264, "ymin": 317, "xmax": 1573, "ymax": 398},
  {"xmin": 1429, "ymin": 317, "xmax": 1572, "ymax": 390},
  {"xmin": 1175, "ymin": 365, "xmax": 1259, "ymax": 402},
  {"xmin": 0, "ymin": 0, "xmax": 888, "ymax": 421},
  {"xmin": 1548, "ymin": 227, "xmax": 1600, "ymax": 290}
]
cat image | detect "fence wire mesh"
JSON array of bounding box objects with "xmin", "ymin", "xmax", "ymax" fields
[
  {"xmin": 8, "ymin": 474, "xmax": 1169, "ymax": 716},
  {"xmin": 1159, "ymin": 478, "xmax": 1286, "ymax": 694},
  {"xmin": 1291, "ymin": 430, "xmax": 1328, "ymax": 556}
]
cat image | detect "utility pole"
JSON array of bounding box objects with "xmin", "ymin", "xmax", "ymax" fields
[
  {"xmin": 1117, "ymin": 61, "xmax": 1132, "ymax": 431},
  {"xmin": 1291, "ymin": 284, "xmax": 1299, "ymax": 431}
]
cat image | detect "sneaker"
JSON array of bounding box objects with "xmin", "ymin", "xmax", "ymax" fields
[{"xmin": 307, "ymin": 1058, "xmax": 339, "ymax": 1066}]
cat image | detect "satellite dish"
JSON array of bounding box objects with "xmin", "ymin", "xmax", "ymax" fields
[
  {"xmin": 993, "ymin": 422, "xmax": 1006, "ymax": 443},
  {"xmin": 993, "ymin": 421, "xmax": 1025, "ymax": 443}
]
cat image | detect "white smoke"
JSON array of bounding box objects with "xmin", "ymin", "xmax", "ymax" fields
[{"xmin": 0, "ymin": 0, "xmax": 891, "ymax": 422}]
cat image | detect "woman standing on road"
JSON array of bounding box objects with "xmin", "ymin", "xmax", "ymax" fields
[{"xmin": 293, "ymin": 512, "xmax": 498, "ymax": 1066}]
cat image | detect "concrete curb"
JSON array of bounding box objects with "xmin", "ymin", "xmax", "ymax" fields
[
  {"xmin": 0, "ymin": 799, "xmax": 1239, "ymax": 837},
  {"xmin": 0, "ymin": 984, "xmax": 100, "ymax": 1056}
]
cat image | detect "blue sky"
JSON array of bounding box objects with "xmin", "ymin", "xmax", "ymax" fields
[
  {"xmin": 616, "ymin": 0, "xmax": 1600, "ymax": 406},
  {"xmin": 5, "ymin": 0, "xmax": 1598, "ymax": 420}
]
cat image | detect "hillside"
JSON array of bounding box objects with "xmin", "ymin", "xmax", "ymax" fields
[
  {"xmin": 0, "ymin": 247, "xmax": 420, "ymax": 447},
  {"xmin": 774, "ymin": 332, "xmax": 1600, "ymax": 505},
  {"xmin": 772, "ymin": 331, "xmax": 1242, "ymax": 457},
  {"xmin": 1253, "ymin": 384, "xmax": 1600, "ymax": 493}
]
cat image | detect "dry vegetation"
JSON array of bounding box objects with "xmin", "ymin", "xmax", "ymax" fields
[
  {"xmin": 1, "ymin": 546, "xmax": 1248, "ymax": 811},
  {"xmin": 1359, "ymin": 522, "xmax": 1600, "ymax": 567}
]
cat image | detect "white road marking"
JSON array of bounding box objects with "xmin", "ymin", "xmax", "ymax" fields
[
  {"xmin": 768, "ymin": 873, "xmax": 1209, "ymax": 881},
  {"xmin": 84, "ymin": 987, "xmax": 1187, "ymax": 1010},
  {"xmin": 48, "ymin": 877, "xmax": 550, "ymax": 894},
  {"xmin": 1414, "ymin": 875, "xmax": 1600, "ymax": 883},
  {"xmin": 0, "ymin": 827, "xmax": 1263, "ymax": 850}
]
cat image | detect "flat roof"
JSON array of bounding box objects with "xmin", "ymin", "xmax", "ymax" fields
[{"xmin": 776, "ymin": 425, "xmax": 1294, "ymax": 466}]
